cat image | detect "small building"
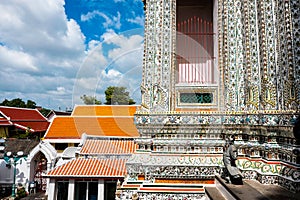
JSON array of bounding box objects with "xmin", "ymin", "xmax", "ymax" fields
[
  {"xmin": 45, "ymin": 135, "xmax": 137, "ymax": 200},
  {"xmin": 41, "ymin": 105, "xmax": 140, "ymax": 199},
  {"xmin": 0, "ymin": 138, "xmax": 39, "ymax": 197},
  {"xmin": 43, "ymin": 105, "xmax": 140, "ymax": 153},
  {"xmin": 0, "ymin": 106, "xmax": 50, "ymax": 139},
  {"xmin": 0, "ymin": 138, "xmax": 57, "ymax": 197},
  {"xmin": 46, "ymin": 110, "xmax": 72, "ymax": 123}
]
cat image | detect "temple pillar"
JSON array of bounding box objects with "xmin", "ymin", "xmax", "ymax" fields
[
  {"xmin": 47, "ymin": 179, "xmax": 56, "ymax": 200},
  {"xmin": 68, "ymin": 179, "xmax": 75, "ymax": 200},
  {"xmin": 98, "ymin": 179, "xmax": 104, "ymax": 200}
]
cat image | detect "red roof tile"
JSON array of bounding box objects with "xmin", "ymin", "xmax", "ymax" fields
[
  {"xmin": 0, "ymin": 117, "xmax": 11, "ymax": 126},
  {"xmin": 44, "ymin": 116, "xmax": 139, "ymax": 139},
  {"xmin": 80, "ymin": 139, "xmax": 137, "ymax": 155},
  {"xmin": 0, "ymin": 106, "xmax": 49, "ymax": 132},
  {"xmin": 46, "ymin": 158, "xmax": 127, "ymax": 177},
  {"xmin": 0, "ymin": 106, "xmax": 47, "ymax": 121},
  {"xmin": 72, "ymin": 105, "xmax": 139, "ymax": 116},
  {"xmin": 14, "ymin": 121, "xmax": 50, "ymax": 132}
]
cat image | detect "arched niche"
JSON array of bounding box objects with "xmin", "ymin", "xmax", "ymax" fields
[{"xmin": 26, "ymin": 141, "xmax": 57, "ymax": 192}]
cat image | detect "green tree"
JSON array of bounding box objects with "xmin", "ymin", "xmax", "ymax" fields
[
  {"xmin": 39, "ymin": 108, "xmax": 51, "ymax": 117},
  {"xmin": 0, "ymin": 99, "xmax": 10, "ymax": 106},
  {"xmin": 26, "ymin": 100, "xmax": 37, "ymax": 108},
  {"xmin": 104, "ymin": 86, "xmax": 136, "ymax": 105},
  {"xmin": 0, "ymin": 98, "xmax": 26, "ymax": 108},
  {"xmin": 80, "ymin": 95, "xmax": 102, "ymax": 105}
]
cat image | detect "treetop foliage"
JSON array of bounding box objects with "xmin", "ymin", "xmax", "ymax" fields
[
  {"xmin": 80, "ymin": 95, "xmax": 102, "ymax": 105},
  {"xmin": 0, "ymin": 98, "xmax": 51, "ymax": 117},
  {"xmin": 0, "ymin": 98, "xmax": 36, "ymax": 108},
  {"xmin": 80, "ymin": 86, "xmax": 136, "ymax": 105},
  {"xmin": 104, "ymin": 86, "xmax": 136, "ymax": 105}
]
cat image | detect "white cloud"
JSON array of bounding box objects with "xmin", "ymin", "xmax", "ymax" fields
[
  {"xmin": 127, "ymin": 16, "xmax": 144, "ymax": 26},
  {"xmin": 0, "ymin": 0, "xmax": 85, "ymax": 56},
  {"xmin": 0, "ymin": 0, "xmax": 86, "ymax": 109},
  {"xmin": 81, "ymin": 11, "xmax": 121, "ymax": 29},
  {"xmin": 101, "ymin": 69, "xmax": 122, "ymax": 78},
  {"xmin": 0, "ymin": 45, "xmax": 38, "ymax": 72},
  {"xmin": 49, "ymin": 87, "xmax": 67, "ymax": 95},
  {"xmin": 73, "ymin": 29, "xmax": 143, "ymax": 105},
  {"xmin": 100, "ymin": 29, "xmax": 119, "ymax": 41},
  {"xmin": 0, "ymin": 0, "xmax": 143, "ymax": 109},
  {"xmin": 107, "ymin": 34, "xmax": 143, "ymax": 59}
]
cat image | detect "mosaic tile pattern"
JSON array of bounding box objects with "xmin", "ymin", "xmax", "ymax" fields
[
  {"xmin": 141, "ymin": 0, "xmax": 176, "ymax": 112},
  {"xmin": 131, "ymin": 0, "xmax": 300, "ymax": 196}
]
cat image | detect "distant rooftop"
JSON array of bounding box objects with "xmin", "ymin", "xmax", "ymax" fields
[
  {"xmin": 72, "ymin": 105, "xmax": 140, "ymax": 116},
  {"xmin": 46, "ymin": 110, "xmax": 72, "ymax": 118},
  {"xmin": 44, "ymin": 105, "xmax": 140, "ymax": 140},
  {"xmin": 80, "ymin": 137, "xmax": 137, "ymax": 155},
  {"xmin": 44, "ymin": 116, "xmax": 139, "ymax": 139},
  {"xmin": 45, "ymin": 158, "xmax": 127, "ymax": 178},
  {"xmin": 0, "ymin": 106, "xmax": 49, "ymax": 132}
]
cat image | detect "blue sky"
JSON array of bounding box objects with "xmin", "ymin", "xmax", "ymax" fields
[{"xmin": 0, "ymin": 0, "xmax": 144, "ymax": 110}]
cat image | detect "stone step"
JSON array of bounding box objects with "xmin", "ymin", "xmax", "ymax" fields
[
  {"xmin": 142, "ymin": 184, "xmax": 204, "ymax": 188},
  {"xmin": 214, "ymin": 175, "xmax": 300, "ymax": 200},
  {"xmin": 118, "ymin": 182, "xmax": 142, "ymax": 190},
  {"xmin": 205, "ymin": 186, "xmax": 227, "ymax": 200},
  {"xmin": 138, "ymin": 186, "xmax": 205, "ymax": 193},
  {"xmin": 138, "ymin": 183, "xmax": 205, "ymax": 194}
]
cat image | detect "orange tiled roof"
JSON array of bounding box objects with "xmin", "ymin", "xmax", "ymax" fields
[
  {"xmin": 80, "ymin": 139, "xmax": 137, "ymax": 155},
  {"xmin": 44, "ymin": 116, "xmax": 139, "ymax": 139},
  {"xmin": 72, "ymin": 105, "xmax": 140, "ymax": 116},
  {"xmin": 46, "ymin": 158, "xmax": 127, "ymax": 177}
]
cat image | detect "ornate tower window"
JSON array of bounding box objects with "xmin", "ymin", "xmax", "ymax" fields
[
  {"xmin": 176, "ymin": 0, "xmax": 215, "ymax": 84},
  {"xmin": 175, "ymin": 0, "xmax": 218, "ymax": 110}
]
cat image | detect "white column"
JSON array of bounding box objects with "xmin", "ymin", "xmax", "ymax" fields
[
  {"xmin": 98, "ymin": 179, "xmax": 104, "ymax": 200},
  {"xmin": 45, "ymin": 162, "xmax": 52, "ymax": 195},
  {"xmin": 47, "ymin": 179, "xmax": 56, "ymax": 200},
  {"xmin": 26, "ymin": 160, "xmax": 32, "ymax": 193},
  {"xmin": 86, "ymin": 182, "xmax": 89, "ymax": 200},
  {"xmin": 68, "ymin": 179, "xmax": 75, "ymax": 200}
]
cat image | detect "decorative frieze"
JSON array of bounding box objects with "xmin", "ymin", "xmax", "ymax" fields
[
  {"xmin": 138, "ymin": 193, "xmax": 205, "ymax": 200},
  {"xmin": 134, "ymin": 112, "xmax": 298, "ymax": 127}
]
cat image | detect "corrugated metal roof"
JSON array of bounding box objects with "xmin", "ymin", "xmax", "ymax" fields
[
  {"xmin": 80, "ymin": 139, "xmax": 136, "ymax": 155},
  {"xmin": 46, "ymin": 158, "xmax": 127, "ymax": 177}
]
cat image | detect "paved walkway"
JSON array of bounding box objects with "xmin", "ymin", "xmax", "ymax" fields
[
  {"xmin": 1, "ymin": 192, "xmax": 47, "ymax": 200},
  {"xmin": 22, "ymin": 192, "xmax": 47, "ymax": 200}
]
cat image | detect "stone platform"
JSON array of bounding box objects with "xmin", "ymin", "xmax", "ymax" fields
[{"xmin": 206, "ymin": 176, "xmax": 300, "ymax": 200}]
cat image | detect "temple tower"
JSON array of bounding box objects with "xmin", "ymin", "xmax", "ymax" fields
[
  {"xmin": 141, "ymin": 0, "xmax": 219, "ymax": 112},
  {"xmin": 123, "ymin": 0, "xmax": 300, "ymax": 198}
]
